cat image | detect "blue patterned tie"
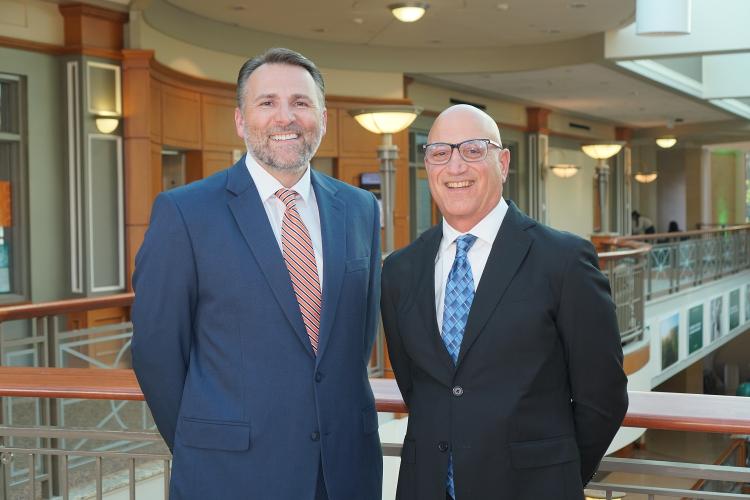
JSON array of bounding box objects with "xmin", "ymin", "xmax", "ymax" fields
[{"xmin": 441, "ymin": 233, "xmax": 477, "ymax": 500}]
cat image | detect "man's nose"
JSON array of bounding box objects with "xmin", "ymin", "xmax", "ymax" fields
[
  {"xmin": 445, "ymin": 149, "xmax": 468, "ymax": 173},
  {"xmin": 274, "ymin": 102, "xmax": 296, "ymax": 124}
]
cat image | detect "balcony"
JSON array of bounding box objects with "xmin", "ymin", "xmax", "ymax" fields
[{"xmin": 0, "ymin": 224, "xmax": 748, "ymax": 498}]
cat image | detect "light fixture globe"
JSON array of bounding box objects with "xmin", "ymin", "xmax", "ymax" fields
[
  {"xmin": 655, "ymin": 136, "xmax": 677, "ymax": 148},
  {"xmin": 549, "ymin": 163, "xmax": 580, "ymax": 178},
  {"xmin": 95, "ymin": 117, "xmax": 119, "ymax": 134},
  {"xmin": 634, "ymin": 172, "xmax": 658, "ymax": 183},
  {"xmin": 389, "ymin": 2, "xmax": 429, "ymax": 22},
  {"xmin": 349, "ymin": 106, "xmax": 422, "ymax": 134},
  {"xmin": 581, "ymin": 142, "xmax": 624, "ymax": 160}
]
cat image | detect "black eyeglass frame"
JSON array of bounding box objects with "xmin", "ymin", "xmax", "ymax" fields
[{"xmin": 422, "ymin": 138, "xmax": 504, "ymax": 165}]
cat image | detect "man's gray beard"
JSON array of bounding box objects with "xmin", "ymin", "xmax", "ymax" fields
[{"xmin": 244, "ymin": 130, "xmax": 322, "ymax": 174}]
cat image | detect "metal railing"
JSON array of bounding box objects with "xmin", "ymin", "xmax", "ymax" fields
[
  {"xmin": 2, "ymin": 370, "xmax": 750, "ymax": 499},
  {"xmin": 596, "ymin": 225, "xmax": 750, "ymax": 301},
  {"xmin": 598, "ymin": 241, "xmax": 651, "ymax": 345}
]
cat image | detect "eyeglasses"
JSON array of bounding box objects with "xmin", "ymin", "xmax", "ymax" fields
[{"xmin": 423, "ymin": 138, "xmax": 503, "ymax": 165}]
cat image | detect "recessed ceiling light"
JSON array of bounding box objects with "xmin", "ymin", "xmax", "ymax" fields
[
  {"xmin": 496, "ymin": 3, "xmax": 510, "ymax": 10},
  {"xmin": 353, "ymin": 17, "xmax": 364, "ymax": 24},
  {"xmin": 568, "ymin": 2, "xmax": 587, "ymax": 8},
  {"xmin": 540, "ymin": 28, "xmax": 560, "ymax": 34},
  {"xmin": 312, "ymin": 28, "xmax": 326, "ymax": 33},
  {"xmin": 228, "ymin": 5, "xmax": 245, "ymax": 11},
  {"xmin": 428, "ymin": 39, "xmax": 441, "ymax": 44}
]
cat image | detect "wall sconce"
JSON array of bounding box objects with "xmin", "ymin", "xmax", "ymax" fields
[
  {"xmin": 349, "ymin": 105, "xmax": 422, "ymax": 253},
  {"xmin": 389, "ymin": 2, "xmax": 429, "ymax": 22},
  {"xmin": 95, "ymin": 116, "xmax": 119, "ymax": 134},
  {"xmin": 634, "ymin": 171, "xmax": 658, "ymax": 183},
  {"xmin": 548, "ymin": 163, "xmax": 580, "ymax": 178},
  {"xmin": 655, "ymin": 136, "xmax": 677, "ymax": 148}
]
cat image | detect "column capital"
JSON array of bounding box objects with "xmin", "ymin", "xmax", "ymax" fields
[{"xmin": 526, "ymin": 107, "xmax": 551, "ymax": 134}]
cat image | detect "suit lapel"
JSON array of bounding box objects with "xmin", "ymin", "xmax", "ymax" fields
[
  {"xmin": 413, "ymin": 226, "xmax": 457, "ymax": 376},
  {"xmin": 457, "ymin": 202, "xmax": 534, "ymax": 367},
  {"xmin": 225, "ymin": 160, "xmax": 314, "ymax": 358},
  {"xmin": 311, "ymin": 171, "xmax": 345, "ymax": 363}
]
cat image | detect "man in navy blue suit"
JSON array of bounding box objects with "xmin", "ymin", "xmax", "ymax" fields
[{"xmin": 131, "ymin": 48, "xmax": 383, "ymax": 500}]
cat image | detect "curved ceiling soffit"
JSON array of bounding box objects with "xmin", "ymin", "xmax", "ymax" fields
[{"xmin": 141, "ymin": 0, "xmax": 608, "ymax": 75}]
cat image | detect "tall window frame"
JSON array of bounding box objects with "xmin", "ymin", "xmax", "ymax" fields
[{"xmin": 0, "ymin": 73, "xmax": 29, "ymax": 303}]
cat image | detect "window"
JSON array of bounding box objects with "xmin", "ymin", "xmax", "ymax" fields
[
  {"xmin": 0, "ymin": 75, "xmax": 27, "ymax": 300},
  {"xmin": 409, "ymin": 130, "xmax": 433, "ymax": 241}
]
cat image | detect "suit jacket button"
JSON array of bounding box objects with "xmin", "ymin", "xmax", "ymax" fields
[
  {"xmin": 311, "ymin": 432, "xmax": 320, "ymax": 441},
  {"xmin": 438, "ymin": 441, "xmax": 449, "ymax": 452},
  {"xmin": 315, "ymin": 372, "xmax": 323, "ymax": 382},
  {"xmin": 452, "ymin": 386, "xmax": 464, "ymax": 397}
]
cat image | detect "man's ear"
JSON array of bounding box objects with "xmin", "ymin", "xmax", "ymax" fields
[
  {"xmin": 234, "ymin": 107, "xmax": 245, "ymax": 140},
  {"xmin": 500, "ymin": 148, "xmax": 511, "ymax": 183}
]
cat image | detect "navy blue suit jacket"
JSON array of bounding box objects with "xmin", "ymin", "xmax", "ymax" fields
[{"xmin": 131, "ymin": 159, "xmax": 383, "ymax": 499}]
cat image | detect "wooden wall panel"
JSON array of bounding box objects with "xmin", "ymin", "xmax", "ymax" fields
[
  {"xmin": 337, "ymin": 109, "xmax": 380, "ymax": 159},
  {"xmin": 161, "ymin": 84, "xmax": 202, "ymax": 149},
  {"xmin": 203, "ymin": 151, "xmax": 233, "ymax": 177},
  {"xmin": 184, "ymin": 151, "xmax": 204, "ymax": 185},
  {"xmin": 202, "ymin": 95, "xmax": 243, "ymax": 151},
  {"xmin": 317, "ymin": 108, "xmax": 339, "ymax": 157},
  {"xmin": 150, "ymin": 79, "xmax": 162, "ymax": 143}
]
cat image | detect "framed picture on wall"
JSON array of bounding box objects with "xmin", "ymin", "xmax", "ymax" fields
[
  {"xmin": 710, "ymin": 296, "xmax": 723, "ymax": 341},
  {"xmin": 688, "ymin": 304, "xmax": 703, "ymax": 354},
  {"xmin": 660, "ymin": 313, "xmax": 679, "ymax": 369}
]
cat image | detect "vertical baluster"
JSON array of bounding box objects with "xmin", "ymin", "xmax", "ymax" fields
[
  {"xmin": 163, "ymin": 459, "xmax": 171, "ymax": 499},
  {"xmin": 129, "ymin": 457, "xmax": 136, "ymax": 500},
  {"xmin": 60, "ymin": 454, "xmax": 69, "ymax": 500},
  {"xmin": 30, "ymin": 453, "xmax": 36, "ymax": 499},
  {"xmin": 95, "ymin": 456, "xmax": 103, "ymax": 499},
  {"xmin": 1, "ymin": 450, "xmax": 11, "ymax": 500}
]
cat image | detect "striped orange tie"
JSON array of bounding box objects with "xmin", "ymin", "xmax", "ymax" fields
[{"xmin": 275, "ymin": 188, "xmax": 322, "ymax": 354}]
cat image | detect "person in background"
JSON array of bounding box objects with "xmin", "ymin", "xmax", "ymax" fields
[{"xmin": 632, "ymin": 210, "xmax": 656, "ymax": 235}]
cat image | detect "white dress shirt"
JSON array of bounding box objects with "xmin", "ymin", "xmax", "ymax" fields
[
  {"xmin": 435, "ymin": 197, "xmax": 509, "ymax": 332},
  {"xmin": 245, "ymin": 154, "xmax": 324, "ymax": 287}
]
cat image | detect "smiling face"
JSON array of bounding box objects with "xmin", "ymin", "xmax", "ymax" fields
[
  {"xmin": 426, "ymin": 105, "xmax": 510, "ymax": 232},
  {"xmin": 234, "ymin": 63, "xmax": 326, "ymax": 185}
]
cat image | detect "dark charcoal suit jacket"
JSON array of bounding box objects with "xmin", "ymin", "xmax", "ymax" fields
[{"xmin": 382, "ymin": 202, "xmax": 628, "ymax": 500}]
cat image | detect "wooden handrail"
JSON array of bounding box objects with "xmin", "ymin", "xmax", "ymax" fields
[
  {"xmin": 2, "ymin": 367, "xmax": 750, "ymax": 434},
  {"xmin": 0, "ymin": 293, "xmax": 134, "ymax": 322},
  {"xmin": 624, "ymin": 224, "xmax": 750, "ymax": 242}
]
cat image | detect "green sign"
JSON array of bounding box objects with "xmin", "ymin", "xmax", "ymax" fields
[{"xmin": 688, "ymin": 305, "xmax": 703, "ymax": 354}]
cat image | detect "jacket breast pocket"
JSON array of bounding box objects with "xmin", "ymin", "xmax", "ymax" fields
[
  {"xmin": 179, "ymin": 416, "xmax": 251, "ymax": 451},
  {"xmin": 510, "ymin": 435, "xmax": 579, "ymax": 469},
  {"xmin": 345, "ymin": 257, "xmax": 369, "ymax": 273}
]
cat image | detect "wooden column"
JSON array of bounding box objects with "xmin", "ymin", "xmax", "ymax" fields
[
  {"xmin": 122, "ymin": 50, "xmax": 159, "ymax": 290},
  {"xmin": 58, "ymin": 3, "xmax": 127, "ymax": 58},
  {"xmin": 526, "ymin": 107, "xmax": 550, "ymax": 223}
]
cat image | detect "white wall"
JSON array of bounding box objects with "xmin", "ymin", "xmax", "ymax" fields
[{"xmin": 546, "ymin": 147, "xmax": 596, "ymax": 238}]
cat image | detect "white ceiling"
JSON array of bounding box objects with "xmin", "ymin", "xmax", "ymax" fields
[
  {"xmin": 155, "ymin": 0, "xmax": 744, "ymax": 135},
  {"xmin": 429, "ymin": 64, "xmax": 731, "ymax": 127},
  {"xmin": 165, "ymin": 0, "xmax": 635, "ymax": 49}
]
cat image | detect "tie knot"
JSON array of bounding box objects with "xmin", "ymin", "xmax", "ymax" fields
[
  {"xmin": 455, "ymin": 234, "xmax": 477, "ymax": 258},
  {"xmin": 275, "ymin": 188, "xmax": 299, "ymax": 209}
]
